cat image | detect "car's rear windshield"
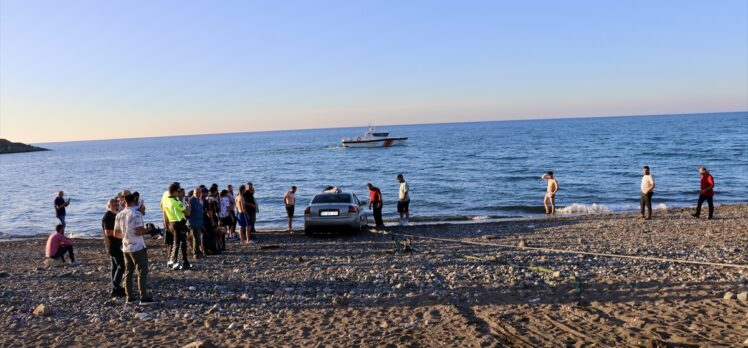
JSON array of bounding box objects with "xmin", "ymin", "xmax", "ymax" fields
[{"xmin": 312, "ymin": 194, "xmax": 351, "ymax": 204}]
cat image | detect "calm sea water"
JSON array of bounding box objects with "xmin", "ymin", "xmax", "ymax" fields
[{"xmin": 1, "ymin": 112, "xmax": 746, "ymax": 238}]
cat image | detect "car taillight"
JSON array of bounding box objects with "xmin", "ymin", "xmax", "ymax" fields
[
  {"xmin": 348, "ymin": 206, "xmax": 357, "ymax": 213},
  {"xmin": 304, "ymin": 207, "xmax": 311, "ymax": 215}
]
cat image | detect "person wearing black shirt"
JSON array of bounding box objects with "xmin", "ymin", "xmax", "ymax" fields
[
  {"xmin": 102, "ymin": 199, "xmax": 125, "ymax": 297},
  {"xmin": 54, "ymin": 191, "xmax": 71, "ymax": 227},
  {"xmin": 243, "ymin": 182, "xmax": 258, "ymax": 239}
]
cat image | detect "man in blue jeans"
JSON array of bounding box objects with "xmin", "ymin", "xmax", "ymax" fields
[
  {"xmin": 102, "ymin": 199, "xmax": 125, "ymax": 297},
  {"xmin": 54, "ymin": 191, "xmax": 71, "ymax": 227}
]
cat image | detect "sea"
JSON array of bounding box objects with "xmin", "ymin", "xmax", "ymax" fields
[{"xmin": 1, "ymin": 112, "xmax": 746, "ymax": 239}]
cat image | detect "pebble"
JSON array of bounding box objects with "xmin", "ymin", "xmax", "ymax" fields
[
  {"xmin": 228, "ymin": 322, "xmax": 238, "ymax": 330},
  {"xmin": 188, "ymin": 286, "xmax": 197, "ymax": 291},
  {"xmin": 32, "ymin": 304, "xmax": 48, "ymax": 316},
  {"xmin": 134, "ymin": 313, "xmax": 149, "ymax": 320},
  {"xmin": 737, "ymin": 292, "xmax": 748, "ymax": 301},
  {"xmin": 723, "ymin": 292, "xmax": 735, "ymax": 300},
  {"xmin": 206, "ymin": 304, "xmax": 220, "ymax": 315}
]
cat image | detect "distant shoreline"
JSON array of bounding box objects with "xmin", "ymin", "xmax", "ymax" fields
[{"xmin": 0, "ymin": 139, "xmax": 48, "ymax": 154}]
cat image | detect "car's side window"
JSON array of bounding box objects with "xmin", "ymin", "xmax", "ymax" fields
[{"xmin": 353, "ymin": 194, "xmax": 359, "ymax": 205}]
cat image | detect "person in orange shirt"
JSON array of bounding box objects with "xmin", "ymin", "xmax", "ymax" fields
[{"xmin": 692, "ymin": 166, "xmax": 715, "ymax": 220}]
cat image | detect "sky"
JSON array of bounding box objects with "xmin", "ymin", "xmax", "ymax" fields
[{"xmin": 1, "ymin": 0, "xmax": 747, "ymax": 143}]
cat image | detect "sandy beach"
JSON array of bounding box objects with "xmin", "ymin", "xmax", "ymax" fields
[{"xmin": 1, "ymin": 205, "xmax": 747, "ymax": 347}]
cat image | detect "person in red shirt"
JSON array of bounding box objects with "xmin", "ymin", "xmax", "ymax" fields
[
  {"xmin": 692, "ymin": 166, "xmax": 715, "ymax": 220},
  {"xmin": 367, "ymin": 183, "xmax": 384, "ymax": 228},
  {"xmin": 45, "ymin": 224, "xmax": 78, "ymax": 266}
]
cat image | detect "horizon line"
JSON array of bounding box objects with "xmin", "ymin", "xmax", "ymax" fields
[{"xmin": 23, "ymin": 109, "xmax": 748, "ymax": 145}]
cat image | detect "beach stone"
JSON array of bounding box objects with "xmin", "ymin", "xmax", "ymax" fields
[
  {"xmin": 188, "ymin": 286, "xmax": 197, "ymax": 291},
  {"xmin": 134, "ymin": 313, "xmax": 149, "ymax": 320},
  {"xmin": 32, "ymin": 304, "xmax": 49, "ymax": 316},
  {"xmin": 737, "ymin": 292, "xmax": 748, "ymax": 301},
  {"xmin": 205, "ymin": 304, "xmax": 220, "ymax": 315},
  {"xmin": 204, "ymin": 319, "xmax": 214, "ymax": 329},
  {"xmin": 182, "ymin": 340, "xmax": 217, "ymax": 348},
  {"xmin": 228, "ymin": 322, "xmax": 238, "ymax": 330},
  {"xmin": 723, "ymin": 292, "xmax": 735, "ymax": 300},
  {"xmin": 518, "ymin": 240, "xmax": 527, "ymax": 248}
]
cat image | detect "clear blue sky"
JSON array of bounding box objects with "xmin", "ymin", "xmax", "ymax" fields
[{"xmin": 1, "ymin": 0, "xmax": 746, "ymax": 142}]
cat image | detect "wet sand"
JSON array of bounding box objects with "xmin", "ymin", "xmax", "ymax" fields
[{"xmin": 1, "ymin": 205, "xmax": 747, "ymax": 347}]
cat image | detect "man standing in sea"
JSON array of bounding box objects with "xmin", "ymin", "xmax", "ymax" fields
[
  {"xmin": 640, "ymin": 166, "xmax": 655, "ymax": 220},
  {"xmin": 692, "ymin": 166, "xmax": 715, "ymax": 220},
  {"xmin": 54, "ymin": 191, "xmax": 71, "ymax": 227}
]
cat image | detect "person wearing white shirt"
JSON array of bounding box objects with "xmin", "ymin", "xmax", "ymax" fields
[
  {"xmin": 114, "ymin": 193, "xmax": 156, "ymax": 305},
  {"xmin": 640, "ymin": 166, "xmax": 655, "ymax": 220},
  {"xmin": 397, "ymin": 174, "xmax": 410, "ymax": 225}
]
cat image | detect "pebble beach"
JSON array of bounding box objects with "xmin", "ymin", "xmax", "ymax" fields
[{"xmin": 1, "ymin": 205, "xmax": 747, "ymax": 347}]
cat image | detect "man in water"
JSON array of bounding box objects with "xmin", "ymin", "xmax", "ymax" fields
[
  {"xmin": 102, "ymin": 199, "xmax": 125, "ymax": 297},
  {"xmin": 45, "ymin": 224, "xmax": 78, "ymax": 266},
  {"xmin": 54, "ymin": 191, "xmax": 71, "ymax": 227},
  {"xmin": 367, "ymin": 183, "xmax": 384, "ymax": 228},
  {"xmin": 284, "ymin": 186, "xmax": 297, "ymax": 231},
  {"xmin": 692, "ymin": 166, "xmax": 715, "ymax": 220},
  {"xmin": 187, "ymin": 187, "xmax": 204, "ymax": 258},
  {"xmin": 114, "ymin": 193, "xmax": 156, "ymax": 305},
  {"xmin": 396, "ymin": 174, "xmax": 410, "ymax": 226},
  {"xmin": 640, "ymin": 166, "xmax": 655, "ymax": 220},
  {"xmin": 543, "ymin": 172, "xmax": 559, "ymax": 216},
  {"xmin": 162, "ymin": 182, "xmax": 191, "ymax": 270}
]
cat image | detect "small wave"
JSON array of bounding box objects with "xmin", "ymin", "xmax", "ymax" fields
[{"xmin": 557, "ymin": 203, "xmax": 669, "ymax": 214}]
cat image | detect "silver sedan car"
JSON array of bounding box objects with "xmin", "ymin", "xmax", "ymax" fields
[{"xmin": 304, "ymin": 189, "xmax": 369, "ymax": 235}]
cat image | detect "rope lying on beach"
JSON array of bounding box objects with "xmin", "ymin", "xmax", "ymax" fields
[{"xmin": 368, "ymin": 229, "xmax": 748, "ymax": 270}]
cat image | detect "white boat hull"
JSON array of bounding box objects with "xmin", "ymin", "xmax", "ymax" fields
[{"xmin": 341, "ymin": 137, "xmax": 408, "ymax": 148}]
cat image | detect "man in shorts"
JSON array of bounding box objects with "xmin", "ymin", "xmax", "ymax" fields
[
  {"xmin": 235, "ymin": 185, "xmax": 250, "ymax": 244},
  {"xmin": 543, "ymin": 171, "xmax": 559, "ymax": 216}
]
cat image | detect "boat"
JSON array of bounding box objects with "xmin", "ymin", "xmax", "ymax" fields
[{"xmin": 341, "ymin": 126, "xmax": 408, "ymax": 148}]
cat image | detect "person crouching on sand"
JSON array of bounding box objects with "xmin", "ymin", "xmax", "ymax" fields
[
  {"xmin": 693, "ymin": 166, "xmax": 715, "ymax": 220},
  {"xmin": 45, "ymin": 224, "xmax": 78, "ymax": 267},
  {"xmin": 542, "ymin": 171, "xmax": 558, "ymax": 216}
]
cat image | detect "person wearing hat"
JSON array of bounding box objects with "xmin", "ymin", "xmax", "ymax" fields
[
  {"xmin": 367, "ymin": 183, "xmax": 384, "ymax": 228},
  {"xmin": 542, "ymin": 171, "xmax": 558, "ymax": 216}
]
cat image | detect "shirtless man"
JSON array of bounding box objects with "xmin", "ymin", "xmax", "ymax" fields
[
  {"xmin": 235, "ymin": 185, "xmax": 249, "ymax": 245},
  {"xmin": 543, "ymin": 171, "xmax": 559, "ymax": 216}
]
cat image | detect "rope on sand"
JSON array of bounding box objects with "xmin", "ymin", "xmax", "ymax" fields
[{"xmin": 368, "ymin": 229, "xmax": 748, "ymax": 270}]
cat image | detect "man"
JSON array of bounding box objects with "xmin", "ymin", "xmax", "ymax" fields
[
  {"xmin": 640, "ymin": 166, "xmax": 655, "ymax": 220},
  {"xmin": 162, "ymin": 182, "xmax": 191, "ymax": 270},
  {"xmin": 226, "ymin": 184, "xmax": 237, "ymax": 240},
  {"xmin": 284, "ymin": 186, "xmax": 297, "ymax": 231},
  {"xmin": 187, "ymin": 187, "xmax": 204, "ymax": 258},
  {"xmin": 160, "ymin": 182, "xmax": 179, "ymax": 265},
  {"xmin": 396, "ymin": 174, "xmax": 410, "ymax": 226},
  {"xmin": 543, "ymin": 172, "xmax": 559, "ymax": 216},
  {"xmin": 45, "ymin": 224, "xmax": 78, "ymax": 266},
  {"xmin": 102, "ymin": 199, "xmax": 125, "ymax": 297},
  {"xmin": 367, "ymin": 183, "xmax": 384, "ymax": 228},
  {"xmin": 693, "ymin": 166, "xmax": 715, "ymax": 220},
  {"xmin": 54, "ymin": 191, "xmax": 71, "ymax": 227},
  {"xmin": 114, "ymin": 193, "xmax": 156, "ymax": 305},
  {"xmin": 244, "ymin": 182, "xmax": 258, "ymax": 239},
  {"xmin": 235, "ymin": 185, "xmax": 250, "ymax": 244}
]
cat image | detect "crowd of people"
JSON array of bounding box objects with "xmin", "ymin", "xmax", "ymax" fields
[{"xmin": 44, "ymin": 168, "xmax": 715, "ymax": 304}]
